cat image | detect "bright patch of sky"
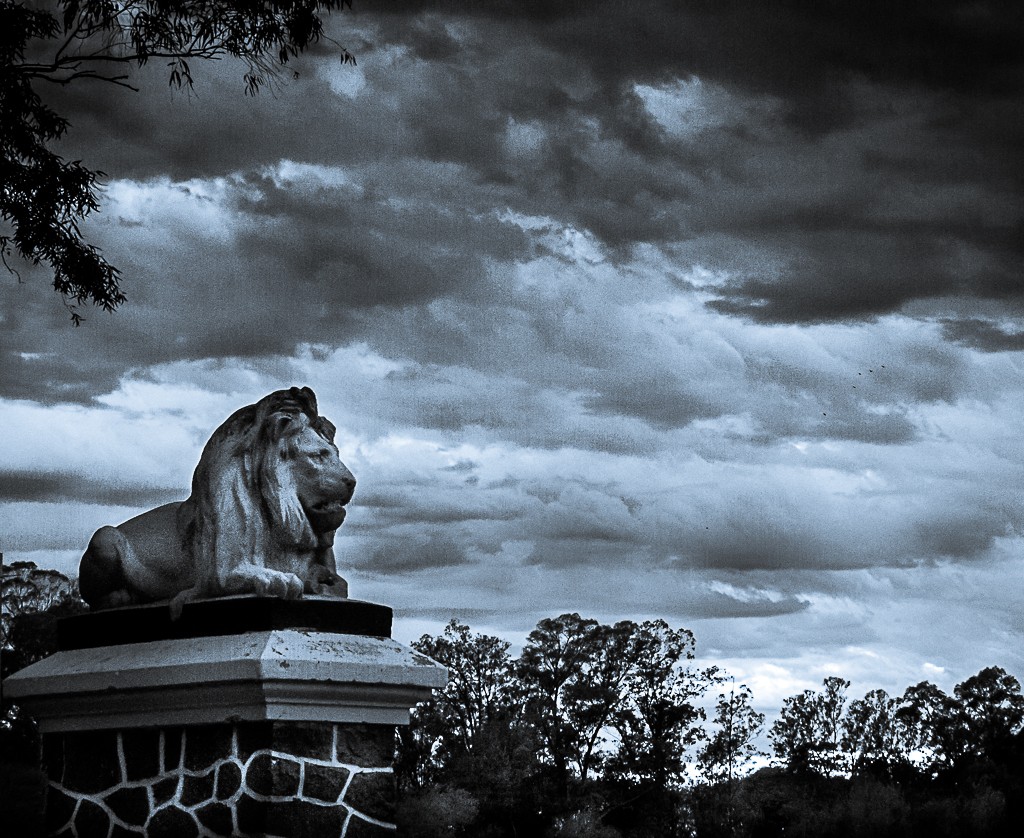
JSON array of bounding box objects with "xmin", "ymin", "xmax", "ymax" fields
[{"xmin": 3, "ymin": 3, "xmax": 1022, "ymax": 737}]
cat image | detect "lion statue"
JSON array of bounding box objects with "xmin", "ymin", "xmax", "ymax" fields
[{"xmin": 79, "ymin": 387, "xmax": 356, "ymax": 614}]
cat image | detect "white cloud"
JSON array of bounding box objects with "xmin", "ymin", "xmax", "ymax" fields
[
  {"xmin": 103, "ymin": 176, "xmax": 248, "ymax": 242},
  {"xmin": 3, "ymin": 4, "xmax": 1023, "ymax": 730},
  {"xmin": 317, "ymin": 55, "xmax": 367, "ymax": 99}
]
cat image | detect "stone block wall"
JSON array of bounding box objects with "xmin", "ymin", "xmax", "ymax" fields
[{"xmin": 42, "ymin": 721, "xmax": 396, "ymax": 837}]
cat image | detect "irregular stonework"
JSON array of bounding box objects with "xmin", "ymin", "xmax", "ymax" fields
[{"xmin": 43, "ymin": 722, "xmax": 396, "ymax": 837}]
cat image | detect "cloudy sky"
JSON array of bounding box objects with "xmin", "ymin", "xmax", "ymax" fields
[{"xmin": 3, "ymin": 1, "xmax": 1023, "ymax": 716}]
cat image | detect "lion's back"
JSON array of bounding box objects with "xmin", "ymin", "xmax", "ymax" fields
[{"xmin": 117, "ymin": 502, "xmax": 191, "ymax": 579}]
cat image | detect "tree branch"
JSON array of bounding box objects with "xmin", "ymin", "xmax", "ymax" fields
[{"xmin": 33, "ymin": 69, "xmax": 138, "ymax": 90}]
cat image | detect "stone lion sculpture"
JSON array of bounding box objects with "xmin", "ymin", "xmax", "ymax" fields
[{"xmin": 79, "ymin": 387, "xmax": 356, "ymax": 613}]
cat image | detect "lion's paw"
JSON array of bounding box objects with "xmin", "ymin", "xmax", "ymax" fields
[
  {"xmin": 305, "ymin": 564, "xmax": 334, "ymax": 590},
  {"xmin": 284, "ymin": 571, "xmax": 304, "ymax": 599},
  {"xmin": 225, "ymin": 566, "xmax": 304, "ymax": 599},
  {"xmin": 260, "ymin": 569, "xmax": 303, "ymax": 599},
  {"xmin": 94, "ymin": 589, "xmax": 136, "ymax": 610},
  {"xmin": 305, "ymin": 567, "xmax": 348, "ymax": 598}
]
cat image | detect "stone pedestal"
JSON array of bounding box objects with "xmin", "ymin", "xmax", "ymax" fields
[{"xmin": 4, "ymin": 596, "xmax": 447, "ymax": 837}]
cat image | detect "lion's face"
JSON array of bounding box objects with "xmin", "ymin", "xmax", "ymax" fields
[{"xmin": 278, "ymin": 416, "xmax": 356, "ymax": 534}]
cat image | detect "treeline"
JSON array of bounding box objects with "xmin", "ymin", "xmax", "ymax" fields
[
  {"xmin": 3, "ymin": 565, "xmax": 1023, "ymax": 837},
  {"xmin": 396, "ymin": 616, "xmax": 1024, "ymax": 838}
]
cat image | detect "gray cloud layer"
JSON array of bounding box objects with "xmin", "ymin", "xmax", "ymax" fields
[
  {"xmin": 20, "ymin": 1, "xmax": 1019, "ymax": 339},
  {"xmin": 2, "ymin": 1, "xmax": 1023, "ymax": 697}
]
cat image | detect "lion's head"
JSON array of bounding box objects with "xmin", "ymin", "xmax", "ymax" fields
[{"xmin": 186, "ymin": 386, "xmax": 355, "ymax": 595}]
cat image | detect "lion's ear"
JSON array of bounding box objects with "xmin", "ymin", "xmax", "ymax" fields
[
  {"xmin": 287, "ymin": 386, "xmax": 318, "ymax": 415},
  {"xmin": 269, "ymin": 412, "xmax": 295, "ymax": 442},
  {"xmin": 317, "ymin": 417, "xmax": 337, "ymax": 443},
  {"xmin": 300, "ymin": 387, "xmax": 318, "ymax": 414}
]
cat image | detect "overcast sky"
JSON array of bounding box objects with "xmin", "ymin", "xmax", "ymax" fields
[{"xmin": 3, "ymin": 1, "xmax": 1023, "ymax": 717}]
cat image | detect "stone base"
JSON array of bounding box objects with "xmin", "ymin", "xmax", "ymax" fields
[
  {"xmin": 6, "ymin": 597, "xmax": 445, "ymax": 732},
  {"xmin": 56, "ymin": 595, "xmax": 394, "ymax": 651},
  {"xmin": 44, "ymin": 721, "xmax": 396, "ymax": 837},
  {"xmin": 3, "ymin": 597, "xmax": 447, "ymax": 837}
]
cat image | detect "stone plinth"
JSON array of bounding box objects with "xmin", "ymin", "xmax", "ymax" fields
[
  {"xmin": 3, "ymin": 596, "xmax": 447, "ymax": 837},
  {"xmin": 41, "ymin": 722, "xmax": 396, "ymax": 837}
]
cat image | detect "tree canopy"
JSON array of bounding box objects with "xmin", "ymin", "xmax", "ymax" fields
[
  {"xmin": 2, "ymin": 585, "xmax": 1024, "ymax": 837},
  {"xmin": 396, "ymin": 618, "xmax": 1024, "ymax": 838},
  {"xmin": 0, "ymin": 0, "xmax": 354, "ymax": 322}
]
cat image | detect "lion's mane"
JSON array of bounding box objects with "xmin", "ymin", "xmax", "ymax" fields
[
  {"xmin": 78, "ymin": 383, "xmax": 356, "ymax": 606},
  {"xmin": 184, "ymin": 386, "xmax": 345, "ymax": 599},
  {"xmin": 79, "ymin": 386, "xmax": 353, "ymax": 612}
]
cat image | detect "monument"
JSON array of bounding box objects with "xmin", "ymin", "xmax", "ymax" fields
[{"xmin": 4, "ymin": 387, "xmax": 447, "ymax": 837}]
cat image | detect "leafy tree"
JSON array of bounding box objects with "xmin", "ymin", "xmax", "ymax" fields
[
  {"xmin": 518, "ymin": 612, "xmax": 601, "ymax": 795},
  {"xmin": 606, "ymin": 620, "xmax": 720, "ymax": 838},
  {"xmin": 400, "ymin": 619, "xmax": 519, "ymax": 789},
  {"xmin": 610, "ymin": 620, "xmax": 718, "ymax": 788},
  {"xmin": 409, "ymin": 610, "xmax": 630, "ymax": 831},
  {"xmin": 770, "ymin": 676, "xmax": 850, "ymax": 777},
  {"xmin": 1, "ymin": 559, "xmax": 85, "ymax": 678},
  {"xmin": 842, "ymin": 688, "xmax": 916, "ymax": 780},
  {"xmin": 699, "ymin": 682, "xmax": 765, "ymax": 787},
  {"xmin": 899, "ymin": 680, "xmax": 969, "ymax": 778},
  {"xmin": 552, "ymin": 803, "xmax": 623, "ymax": 838},
  {"xmin": 1, "ymin": 0, "xmax": 355, "ymax": 321},
  {"xmin": 394, "ymin": 701, "xmax": 440, "ymax": 794},
  {"xmin": 414, "ymin": 620, "xmax": 518, "ymax": 755},
  {"xmin": 1, "ymin": 560, "xmax": 85, "ymax": 835},
  {"xmin": 394, "ymin": 785, "xmax": 480, "ymax": 838},
  {"xmin": 518, "ymin": 616, "xmax": 712, "ymax": 786},
  {"xmin": 695, "ymin": 682, "xmax": 765, "ymax": 838},
  {"xmin": 900, "ymin": 667, "xmax": 1024, "ymax": 782},
  {"xmin": 400, "ymin": 611, "xmax": 1024, "ymax": 838},
  {"xmin": 953, "ymin": 666, "xmax": 1024, "ymax": 763},
  {"xmin": 563, "ymin": 619, "xmax": 642, "ymax": 782}
]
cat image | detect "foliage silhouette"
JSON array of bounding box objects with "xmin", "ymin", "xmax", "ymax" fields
[
  {"xmin": 1, "ymin": 562, "xmax": 86, "ymax": 837},
  {"xmin": 1, "ymin": 0, "xmax": 355, "ymax": 322},
  {"xmin": 770, "ymin": 676, "xmax": 850, "ymax": 777},
  {"xmin": 2, "ymin": 585, "xmax": 1023, "ymax": 837},
  {"xmin": 399, "ymin": 615, "xmax": 1024, "ymax": 838}
]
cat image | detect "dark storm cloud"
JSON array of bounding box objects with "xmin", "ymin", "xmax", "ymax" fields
[
  {"xmin": 707, "ymin": 231, "xmax": 977, "ymax": 324},
  {"xmin": 582, "ymin": 373, "xmax": 724, "ymax": 430},
  {"xmin": 4, "ymin": 0, "xmax": 1020, "ymax": 442},
  {"xmin": 360, "ymin": 529, "xmax": 472, "ymax": 573},
  {"xmin": 485, "ymin": 453, "xmax": 1024, "ymax": 582},
  {"xmin": 23, "ymin": 0, "xmax": 1022, "ymax": 334},
  {"xmin": 355, "ymin": 486, "xmax": 521, "ymax": 525},
  {"xmin": 397, "ymin": 1, "xmax": 1024, "ymax": 101},
  {"xmin": 344, "ymin": 352, "xmax": 667, "ymax": 454},
  {"xmin": 0, "ymin": 281, "xmax": 128, "ymax": 403},
  {"xmin": 229, "ymin": 168, "xmax": 529, "ymax": 307},
  {"xmin": 0, "ymin": 470, "xmax": 178, "ymax": 507},
  {"xmin": 398, "ymin": 606, "xmax": 497, "ymax": 623},
  {"xmin": 373, "ymin": 2, "xmax": 1024, "ymax": 323},
  {"xmin": 914, "ymin": 503, "xmax": 1019, "ymax": 560},
  {"xmin": 800, "ymin": 409, "xmax": 916, "ymax": 447},
  {"xmin": 1, "ymin": 159, "xmax": 530, "ymax": 403},
  {"xmin": 1, "ymin": 253, "xmax": 339, "ymax": 405},
  {"xmin": 689, "ymin": 589, "xmax": 809, "ymax": 620},
  {"xmin": 441, "ymin": 458, "xmax": 479, "ymax": 473},
  {"xmin": 941, "ymin": 318, "xmax": 1024, "ymax": 352},
  {"xmin": 740, "ymin": 339, "xmax": 973, "ymax": 445},
  {"xmin": 42, "ymin": 59, "xmax": 353, "ymax": 180}
]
